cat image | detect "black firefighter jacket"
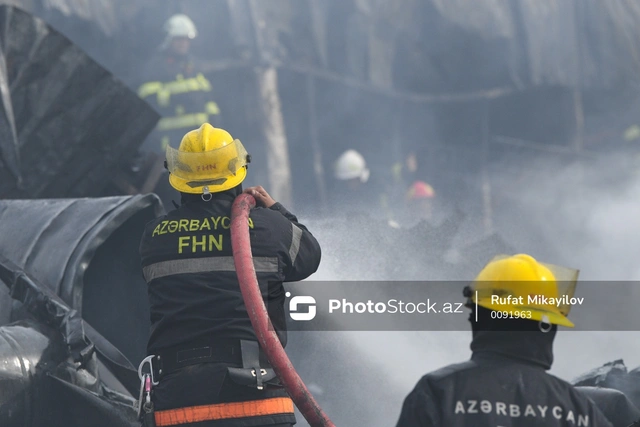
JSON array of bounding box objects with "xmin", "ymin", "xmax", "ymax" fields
[
  {"xmin": 139, "ymin": 192, "xmax": 322, "ymax": 356},
  {"xmin": 395, "ymin": 330, "xmax": 613, "ymax": 427}
]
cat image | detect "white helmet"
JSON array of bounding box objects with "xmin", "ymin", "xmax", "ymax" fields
[
  {"xmin": 164, "ymin": 14, "xmax": 197, "ymax": 40},
  {"xmin": 334, "ymin": 149, "xmax": 370, "ymax": 183}
]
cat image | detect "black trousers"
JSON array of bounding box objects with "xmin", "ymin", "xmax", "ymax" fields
[{"xmin": 151, "ymin": 362, "xmax": 296, "ymax": 427}]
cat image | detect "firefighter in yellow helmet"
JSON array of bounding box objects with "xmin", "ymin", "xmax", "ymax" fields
[
  {"xmin": 134, "ymin": 14, "xmax": 222, "ymax": 210},
  {"xmin": 138, "ymin": 123, "xmax": 321, "ymax": 427},
  {"xmin": 395, "ymin": 254, "xmax": 613, "ymax": 427}
]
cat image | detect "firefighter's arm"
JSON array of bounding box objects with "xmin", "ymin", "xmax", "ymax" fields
[
  {"xmin": 271, "ymin": 203, "xmax": 321, "ymax": 282},
  {"xmin": 244, "ymin": 186, "xmax": 321, "ymax": 281},
  {"xmin": 395, "ymin": 383, "xmax": 440, "ymax": 427}
]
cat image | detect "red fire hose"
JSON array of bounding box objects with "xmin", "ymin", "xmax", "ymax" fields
[{"xmin": 231, "ymin": 194, "xmax": 335, "ymax": 427}]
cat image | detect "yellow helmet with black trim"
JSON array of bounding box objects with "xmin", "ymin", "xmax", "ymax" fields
[
  {"xmin": 165, "ymin": 123, "xmax": 250, "ymax": 194},
  {"xmin": 469, "ymin": 254, "xmax": 579, "ymax": 328}
]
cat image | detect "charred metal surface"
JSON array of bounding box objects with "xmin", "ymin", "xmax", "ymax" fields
[
  {"xmin": 574, "ymin": 360, "xmax": 640, "ymax": 411},
  {"xmin": 0, "ymin": 319, "xmax": 138, "ymax": 427},
  {"xmin": 0, "ymin": 194, "xmax": 165, "ymax": 427},
  {"xmin": 0, "ymin": 5, "xmax": 158, "ymax": 198},
  {"xmin": 0, "ymin": 321, "xmax": 59, "ymax": 427},
  {"xmin": 0, "ymin": 254, "xmax": 140, "ymax": 393},
  {"xmin": 0, "ymin": 260, "xmax": 143, "ymax": 426},
  {"xmin": 575, "ymin": 386, "xmax": 640, "ymax": 427},
  {"xmin": 0, "ymin": 195, "xmax": 162, "ymax": 310}
]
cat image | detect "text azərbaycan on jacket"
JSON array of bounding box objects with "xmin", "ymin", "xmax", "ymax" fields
[{"xmin": 395, "ymin": 330, "xmax": 613, "ymax": 427}]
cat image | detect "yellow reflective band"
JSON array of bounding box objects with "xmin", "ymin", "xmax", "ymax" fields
[
  {"xmin": 139, "ymin": 74, "xmax": 214, "ymax": 106},
  {"xmin": 138, "ymin": 81, "xmax": 163, "ymax": 100},
  {"xmin": 157, "ymin": 113, "xmax": 209, "ymax": 131}
]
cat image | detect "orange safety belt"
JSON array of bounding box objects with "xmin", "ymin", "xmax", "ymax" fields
[{"xmin": 154, "ymin": 397, "xmax": 295, "ymax": 426}]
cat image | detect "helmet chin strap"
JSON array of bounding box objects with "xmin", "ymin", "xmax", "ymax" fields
[{"xmin": 201, "ymin": 186, "xmax": 212, "ymax": 202}]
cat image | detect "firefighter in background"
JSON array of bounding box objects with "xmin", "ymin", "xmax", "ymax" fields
[
  {"xmin": 332, "ymin": 149, "xmax": 371, "ymax": 212},
  {"xmin": 138, "ymin": 14, "xmax": 222, "ymax": 152},
  {"xmin": 402, "ymin": 180, "xmax": 436, "ymax": 226},
  {"xmin": 395, "ymin": 254, "xmax": 613, "ymax": 427},
  {"xmin": 332, "ymin": 148, "xmax": 401, "ymax": 221},
  {"xmin": 138, "ymin": 123, "xmax": 321, "ymax": 426},
  {"xmin": 406, "ymin": 181, "xmax": 435, "ymax": 218},
  {"xmin": 137, "ymin": 14, "xmax": 222, "ymax": 209},
  {"xmin": 386, "ymin": 180, "xmax": 436, "ymax": 229},
  {"xmin": 334, "ymin": 149, "xmax": 370, "ymax": 187},
  {"xmin": 329, "ymin": 149, "xmax": 398, "ymax": 277}
]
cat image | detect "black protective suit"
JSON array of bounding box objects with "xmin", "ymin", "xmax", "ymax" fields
[
  {"xmin": 139, "ymin": 190, "xmax": 322, "ymax": 426},
  {"xmin": 396, "ymin": 310, "xmax": 613, "ymax": 427}
]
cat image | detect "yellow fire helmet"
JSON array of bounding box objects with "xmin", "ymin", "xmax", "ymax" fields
[
  {"xmin": 469, "ymin": 254, "xmax": 579, "ymax": 328},
  {"xmin": 166, "ymin": 123, "xmax": 250, "ymax": 194}
]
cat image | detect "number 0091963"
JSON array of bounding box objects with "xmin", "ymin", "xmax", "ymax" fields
[{"xmin": 490, "ymin": 310, "xmax": 532, "ymax": 319}]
